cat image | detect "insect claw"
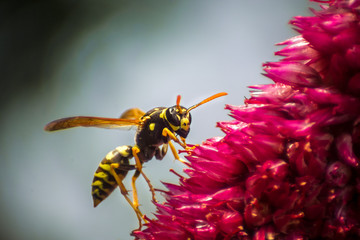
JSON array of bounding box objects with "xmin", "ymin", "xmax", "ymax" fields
[
  {"xmin": 121, "ymin": 189, "xmax": 129, "ymax": 196},
  {"xmin": 142, "ymin": 214, "xmax": 149, "ymax": 223},
  {"xmin": 131, "ymin": 227, "xmax": 142, "ymax": 236},
  {"xmin": 185, "ymin": 145, "xmax": 196, "ymax": 151},
  {"xmin": 178, "ymin": 157, "xmax": 188, "ymax": 164}
]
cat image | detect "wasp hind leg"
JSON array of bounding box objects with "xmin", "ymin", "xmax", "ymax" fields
[
  {"xmin": 132, "ymin": 146, "xmax": 157, "ymax": 205},
  {"xmin": 110, "ymin": 163, "xmax": 145, "ymax": 230},
  {"xmin": 131, "ymin": 169, "xmax": 141, "ymax": 209}
]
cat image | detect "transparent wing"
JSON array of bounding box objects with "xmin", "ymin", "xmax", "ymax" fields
[{"xmin": 44, "ymin": 116, "xmax": 142, "ymax": 132}]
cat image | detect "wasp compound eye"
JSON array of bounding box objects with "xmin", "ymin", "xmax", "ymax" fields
[{"xmin": 165, "ymin": 106, "xmax": 182, "ymax": 126}]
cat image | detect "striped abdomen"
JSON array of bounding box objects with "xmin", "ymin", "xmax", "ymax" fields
[{"xmin": 92, "ymin": 145, "xmax": 134, "ymax": 207}]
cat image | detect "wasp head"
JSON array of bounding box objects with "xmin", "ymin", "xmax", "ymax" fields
[
  {"xmin": 165, "ymin": 106, "xmax": 192, "ymax": 138},
  {"xmin": 164, "ymin": 92, "xmax": 227, "ymax": 139}
]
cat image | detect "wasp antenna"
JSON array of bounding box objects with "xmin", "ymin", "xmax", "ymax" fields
[
  {"xmin": 176, "ymin": 95, "xmax": 181, "ymax": 106},
  {"xmin": 187, "ymin": 92, "xmax": 227, "ymax": 113},
  {"xmin": 176, "ymin": 95, "xmax": 183, "ymax": 113}
]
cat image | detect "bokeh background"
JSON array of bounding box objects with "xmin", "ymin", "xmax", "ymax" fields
[{"xmin": 1, "ymin": 1, "xmax": 315, "ymax": 239}]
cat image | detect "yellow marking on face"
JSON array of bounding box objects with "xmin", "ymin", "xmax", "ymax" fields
[
  {"xmin": 180, "ymin": 118, "xmax": 190, "ymax": 131},
  {"xmin": 115, "ymin": 146, "xmax": 130, "ymax": 157},
  {"xmin": 169, "ymin": 122, "xmax": 179, "ymax": 131},
  {"xmin": 149, "ymin": 123, "xmax": 155, "ymax": 131}
]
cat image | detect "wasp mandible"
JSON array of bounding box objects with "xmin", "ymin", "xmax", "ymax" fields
[{"xmin": 44, "ymin": 92, "xmax": 227, "ymax": 230}]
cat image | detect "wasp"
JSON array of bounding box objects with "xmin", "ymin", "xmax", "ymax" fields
[{"xmin": 44, "ymin": 92, "xmax": 227, "ymax": 230}]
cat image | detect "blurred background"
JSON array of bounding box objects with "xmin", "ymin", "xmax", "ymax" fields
[{"xmin": 0, "ymin": 0, "xmax": 315, "ymax": 239}]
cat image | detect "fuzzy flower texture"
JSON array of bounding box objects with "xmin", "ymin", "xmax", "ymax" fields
[{"xmin": 134, "ymin": 1, "xmax": 360, "ymax": 239}]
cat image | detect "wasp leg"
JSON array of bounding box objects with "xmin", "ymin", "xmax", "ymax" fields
[
  {"xmin": 109, "ymin": 163, "xmax": 144, "ymax": 230},
  {"xmin": 168, "ymin": 141, "xmax": 187, "ymax": 164},
  {"xmin": 162, "ymin": 128, "xmax": 186, "ymax": 148},
  {"xmin": 132, "ymin": 146, "xmax": 157, "ymax": 203},
  {"xmin": 179, "ymin": 136, "xmax": 197, "ymax": 152},
  {"xmin": 180, "ymin": 136, "xmax": 187, "ymax": 146},
  {"xmin": 131, "ymin": 169, "xmax": 141, "ymax": 210}
]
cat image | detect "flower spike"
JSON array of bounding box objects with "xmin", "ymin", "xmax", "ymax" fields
[{"xmin": 133, "ymin": 1, "xmax": 360, "ymax": 239}]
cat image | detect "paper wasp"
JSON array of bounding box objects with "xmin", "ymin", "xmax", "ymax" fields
[{"xmin": 44, "ymin": 92, "xmax": 227, "ymax": 230}]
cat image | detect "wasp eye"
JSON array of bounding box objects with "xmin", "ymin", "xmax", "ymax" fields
[{"xmin": 166, "ymin": 107, "xmax": 181, "ymax": 126}]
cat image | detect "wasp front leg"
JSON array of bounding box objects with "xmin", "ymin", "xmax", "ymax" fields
[
  {"xmin": 167, "ymin": 141, "xmax": 189, "ymax": 164},
  {"xmin": 162, "ymin": 128, "xmax": 187, "ymax": 148},
  {"xmin": 161, "ymin": 127, "xmax": 191, "ymax": 164},
  {"xmin": 179, "ymin": 136, "xmax": 198, "ymax": 152}
]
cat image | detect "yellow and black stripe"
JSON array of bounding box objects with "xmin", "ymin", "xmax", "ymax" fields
[{"xmin": 91, "ymin": 145, "xmax": 134, "ymax": 207}]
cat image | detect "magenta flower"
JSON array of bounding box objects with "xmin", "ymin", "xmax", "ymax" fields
[{"xmin": 134, "ymin": 0, "xmax": 360, "ymax": 239}]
